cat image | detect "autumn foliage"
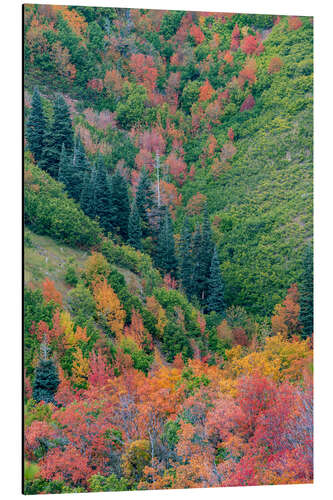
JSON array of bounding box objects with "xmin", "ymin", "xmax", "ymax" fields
[
  {"xmin": 271, "ymin": 283, "xmax": 301, "ymax": 338},
  {"xmin": 189, "ymin": 24, "xmax": 205, "ymax": 44},
  {"xmin": 93, "ymin": 279, "xmax": 126, "ymax": 337},
  {"xmin": 199, "ymin": 80, "xmax": 214, "ymax": 102},
  {"xmin": 42, "ymin": 278, "xmax": 62, "ymax": 306},
  {"xmin": 240, "ymin": 35, "xmax": 259, "ymax": 55},
  {"xmin": 268, "ymin": 56, "xmax": 283, "ymax": 74},
  {"xmin": 129, "ymin": 54, "xmax": 158, "ymax": 95},
  {"xmin": 288, "ymin": 16, "xmax": 303, "ymax": 31},
  {"xmin": 240, "ymin": 94, "xmax": 255, "ymax": 112},
  {"xmin": 25, "ymin": 275, "xmax": 313, "ymax": 491},
  {"xmin": 24, "ymin": 5, "xmax": 313, "ymax": 495}
]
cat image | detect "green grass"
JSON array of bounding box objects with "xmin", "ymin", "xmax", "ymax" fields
[
  {"xmin": 24, "ymin": 229, "xmax": 146, "ymax": 303},
  {"xmin": 24, "ymin": 229, "xmax": 88, "ymax": 300}
]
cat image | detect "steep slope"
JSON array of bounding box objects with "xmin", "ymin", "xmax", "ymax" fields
[
  {"xmin": 24, "ymin": 7, "xmax": 313, "ymax": 318},
  {"xmin": 179, "ymin": 18, "xmax": 313, "ymax": 316},
  {"xmin": 23, "ymin": 8, "xmax": 313, "ymax": 495}
]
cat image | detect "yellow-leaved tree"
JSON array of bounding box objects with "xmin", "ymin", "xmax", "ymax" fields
[
  {"xmin": 93, "ymin": 279, "xmax": 126, "ymax": 338},
  {"xmin": 146, "ymin": 296, "xmax": 167, "ymax": 339},
  {"xmin": 72, "ymin": 348, "xmax": 89, "ymax": 387}
]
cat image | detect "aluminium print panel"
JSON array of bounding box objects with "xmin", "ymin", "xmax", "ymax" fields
[{"xmin": 23, "ymin": 4, "xmax": 313, "ymax": 495}]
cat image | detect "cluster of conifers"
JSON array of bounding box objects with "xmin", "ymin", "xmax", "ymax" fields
[{"xmin": 26, "ymin": 88, "xmax": 227, "ymax": 316}]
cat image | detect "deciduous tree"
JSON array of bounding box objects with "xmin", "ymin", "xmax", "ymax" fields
[{"xmin": 93, "ymin": 279, "xmax": 126, "ymax": 338}]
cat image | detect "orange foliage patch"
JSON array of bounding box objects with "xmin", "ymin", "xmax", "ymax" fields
[
  {"xmin": 42, "ymin": 278, "xmax": 62, "ymax": 306},
  {"xmin": 199, "ymin": 79, "xmax": 214, "ymax": 102},
  {"xmin": 189, "ymin": 24, "xmax": 205, "ymax": 44},
  {"xmin": 288, "ymin": 16, "xmax": 303, "ymax": 31}
]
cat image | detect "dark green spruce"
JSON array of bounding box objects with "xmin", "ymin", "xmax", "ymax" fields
[
  {"xmin": 191, "ymin": 205, "xmax": 214, "ymax": 305},
  {"xmin": 299, "ymin": 245, "xmax": 313, "ymax": 338},
  {"xmin": 180, "ymin": 216, "xmax": 194, "ymax": 299},
  {"xmin": 206, "ymin": 246, "xmax": 226, "ymax": 315},
  {"xmin": 33, "ymin": 359, "xmax": 59, "ymax": 404},
  {"xmin": 136, "ymin": 167, "xmax": 154, "ymax": 236},
  {"xmin": 191, "ymin": 223, "xmax": 202, "ymax": 300},
  {"xmin": 156, "ymin": 207, "xmax": 178, "ymax": 277},
  {"xmin": 109, "ymin": 169, "xmax": 130, "ymax": 240},
  {"xmin": 80, "ymin": 170, "xmax": 94, "ymax": 216},
  {"xmin": 87, "ymin": 166, "xmax": 97, "ymax": 218},
  {"xmin": 39, "ymin": 95, "xmax": 74, "ymax": 177},
  {"xmin": 58, "ymin": 143, "xmax": 71, "ymax": 188},
  {"xmin": 26, "ymin": 87, "xmax": 46, "ymax": 163},
  {"xmin": 70, "ymin": 135, "xmax": 90, "ymax": 201},
  {"xmin": 128, "ymin": 199, "xmax": 142, "ymax": 250},
  {"xmin": 94, "ymin": 155, "xmax": 112, "ymax": 233}
]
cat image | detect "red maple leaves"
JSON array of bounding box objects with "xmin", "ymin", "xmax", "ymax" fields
[
  {"xmin": 129, "ymin": 53, "xmax": 158, "ymax": 95},
  {"xmin": 189, "ymin": 24, "xmax": 205, "ymax": 45}
]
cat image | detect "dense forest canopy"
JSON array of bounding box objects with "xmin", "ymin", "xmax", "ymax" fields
[{"xmin": 24, "ymin": 5, "xmax": 313, "ymax": 494}]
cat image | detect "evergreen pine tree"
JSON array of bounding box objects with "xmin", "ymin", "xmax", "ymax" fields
[
  {"xmin": 26, "ymin": 87, "xmax": 46, "ymax": 163},
  {"xmin": 191, "ymin": 224, "xmax": 203, "ymax": 301},
  {"xmin": 206, "ymin": 247, "xmax": 226, "ymax": 315},
  {"xmin": 39, "ymin": 95, "xmax": 74, "ymax": 177},
  {"xmin": 87, "ymin": 166, "xmax": 97, "ymax": 218},
  {"xmin": 136, "ymin": 167, "xmax": 154, "ymax": 236},
  {"xmin": 80, "ymin": 170, "xmax": 92, "ymax": 215},
  {"xmin": 58, "ymin": 143, "xmax": 71, "ymax": 187},
  {"xmin": 75, "ymin": 135, "xmax": 90, "ymax": 173},
  {"xmin": 299, "ymin": 245, "xmax": 313, "ymax": 338},
  {"xmin": 156, "ymin": 207, "xmax": 178, "ymax": 277},
  {"xmin": 190, "ymin": 206, "xmax": 214, "ymax": 305},
  {"xmin": 38, "ymin": 127, "xmax": 59, "ymax": 177},
  {"xmin": 180, "ymin": 217, "xmax": 194, "ymax": 299},
  {"xmin": 94, "ymin": 155, "xmax": 112, "ymax": 233},
  {"xmin": 109, "ymin": 170, "xmax": 130, "ymax": 240},
  {"xmin": 128, "ymin": 198, "xmax": 142, "ymax": 250},
  {"xmin": 69, "ymin": 135, "xmax": 90, "ymax": 201},
  {"xmin": 52, "ymin": 94, "xmax": 74, "ymax": 154},
  {"xmin": 32, "ymin": 359, "xmax": 59, "ymax": 404},
  {"xmin": 197, "ymin": 204, "xmax": 214, "ymax": 305}
]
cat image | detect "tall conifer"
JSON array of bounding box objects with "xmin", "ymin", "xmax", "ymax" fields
[
  {"xmin": 299, "ymin": 245, "xmax": 313, "ymax": 338},
  {"xmin": 207, "ymin": 247, "xmax": 226, "ymax": 315},
  {"xmin": 95, "ymin": 155, "xmax": 112, "ymax": 233},
  {"xmin": 39, "ymin": 95, "xmax": 74, "ymax": 177},
  {"xmin": 52, "ymin": 94, "xmax": 74, "ymax": 155},
  {"xmin": 70, "ymin": 135, "xmax": 90, "ymax": 201},
  {"xmin": 128, "ymin": 199, "xmax": 142, "ymax": 250},
  {"xmin": 191, "ymin": 224, "xmax": 203, "ymax": 300},
  {"xmin": 58, "ymin": 143, "xmax": 71, "ymax": 187},
  {"xmin": 180, "ymin": 217, "xmax": 194, "ymax": 299},
  {"xmin": 156, "ymin": 207, "xmax": 178, "ymax": 277},
  {"xmin": 26, "ymin": 87, "xmax": 46, "ymax": 163},
  {"xmin": 87, "ymin": 166, "xmax": 97, "ymax": 218},
  {"xmin": 80, "ymin": 170, "xmax": 92, "ymax": 215},
  {"xmin": 198, "ymin": 205, "xmax": 214, "ymax": 304},
  {"xmin": 109, "ymin": 170, "xmax": 130, "ymax": 240},
  {"xmin": 136, "ymin": 167, "xmax": 154, "ymax": 236}
]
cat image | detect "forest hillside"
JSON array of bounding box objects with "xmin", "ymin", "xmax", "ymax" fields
[{"xmin": 23, "ymin": 6, "xmax": 313, "ymax": 494}]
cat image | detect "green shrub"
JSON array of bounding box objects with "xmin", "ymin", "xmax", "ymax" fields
[
  {"xmin": 24, "ymin": 155, "xmax": 101, "ymax": 248},
  {"xmin": 65, "ymin": 259, "xmax": 78, "ymax": 286}
]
